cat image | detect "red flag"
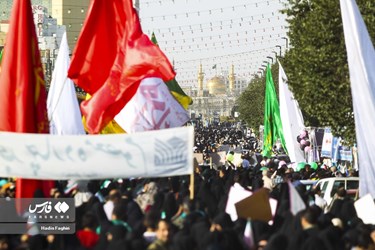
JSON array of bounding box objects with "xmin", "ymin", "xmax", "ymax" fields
[
  {"xmin": 67, "ymin": 0, "xmax": 125, "ymax": 95},
  {"xmin": 0, "ymin": 0, "xmax": 54, "ymax": 199},
  {"xmin": 68, "ymin": 0, "xmax": 175, "ymax": 134}
]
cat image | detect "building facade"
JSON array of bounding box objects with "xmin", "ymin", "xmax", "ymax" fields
[
  {"xmin": 0, "ymin": 0, "xmax": 89, "ymax": 50},
  {"xmin": 50, "ymin": 0, "xmax": 90, "ymax": 49}
]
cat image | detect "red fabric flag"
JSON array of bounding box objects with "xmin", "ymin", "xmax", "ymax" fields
[
  {"xmin": 68, "ymin": 0, "xmax": 125, "ymax": 95},
  {"xmin": 0, "ymin": 0, "xmax": 54, "ymax": 199},
  {"xmin": 68, "ymin": 0, "xmax": 175, "ymax": 134}
]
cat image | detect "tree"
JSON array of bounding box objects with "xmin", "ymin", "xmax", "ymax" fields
[
  {"xmin": 282, "ymin": 0, "xmax": 375, "ymax": 143},
  {"xmin": 237, "ymin": 75, "xmax": 264, "ymax": 132}
]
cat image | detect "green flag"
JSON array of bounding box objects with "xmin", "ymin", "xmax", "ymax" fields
[
  {"xmin": 263, "ymin": 64, "xmax": 287, "ymax": 157},
  {"xmin": 151, "ymin": 32, "xmax": 158, "ymax": 46},
  {"xmin": 165, "ymin": 78, "xmax": 193, "ymax": 109},
  {"xmin": 0, "ymin": 48, "xmax": 3, "ymax": 64},
  {"xmin": 150, "ymin": 32, "xmax": 192, "ymax": 109}
]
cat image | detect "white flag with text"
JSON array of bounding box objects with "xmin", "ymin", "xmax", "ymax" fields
[{"xmin": 115, "ymin": 77, "xmax": 189, "ymax": 133}]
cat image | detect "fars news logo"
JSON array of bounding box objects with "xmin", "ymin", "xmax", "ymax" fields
[{"xmin": 28, "ymin": 200, "xmax": 71, "ymax": 220}]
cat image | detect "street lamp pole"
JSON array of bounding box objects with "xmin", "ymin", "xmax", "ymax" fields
[
  {"xmin": 276, "ymin": 45, "xmax": 282, "ymax": 57},
  {"xmin": 272, "ymin": 51, "xmax": 278, "ymax": 61},
  {"xmin": 281, "ymin": 37, "xmax": 289, "ymax": 49},
  {"xmin": 266, "ymin": 56, "xmax": 274, "ymax": 64},
  {"xmin": 258, "ymin": 69, "xmax": 264, "ymax": 77}
]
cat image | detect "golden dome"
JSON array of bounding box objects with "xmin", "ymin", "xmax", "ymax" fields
[{"xmin": 206, "ymin": 76, "xmax": 227, "ymax": 95}]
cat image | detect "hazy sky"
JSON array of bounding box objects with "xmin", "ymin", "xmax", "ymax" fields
[{"xmin": 139, "ymin": 0, "xmax": 288, "ymax": 87}]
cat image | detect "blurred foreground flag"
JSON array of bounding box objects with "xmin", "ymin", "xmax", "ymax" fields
[
  {"xmin": 47, "ymin": 32, "xmax": 85, "ymax": 135},
  {"xmin": 340, "ymin": 0, "xmax": 375, "ymax": 198},
  {"xmin": 0, "ymin": 0, "xmax": 54, "ymax": 198},
  {"xmin": 0, "ymin": 0, "xmax": 49, "ymax": 133},
  {"xmin": 114, "ymin": 77, "xmax": 189, "ymax": 133},
  {"xmin": 68, "ymin": 0, "xmax": 175, "ymax": 134}
]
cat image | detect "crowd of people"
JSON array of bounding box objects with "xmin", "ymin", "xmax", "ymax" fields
[{"xmin": 0, "ymin": 122, "xmax": 373, "ymax": 250}]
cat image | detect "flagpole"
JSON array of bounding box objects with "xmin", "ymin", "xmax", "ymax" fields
[{"xmin": 189, "ymin": 172, "xmax": 194, "ymax": 200}]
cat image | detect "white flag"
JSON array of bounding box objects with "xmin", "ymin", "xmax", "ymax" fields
[
  {"xmin": 115, "ymin": 77, "xmax": 189, "ymax": 133},
  {"xmin": 47, "ymin": 32, "xmax": 85, "ymax": 135},
  {"xmin": 288, "ymin": 181, "xmax": 306, "ymax": 215},
  {"xmin": 354, "ymin": 194, "xmax": 375, "ymax": 225},
  {"xmin": 243, "ymin": 219, "xmax": 254, "ymax": 250},
  {"xmin": 278, "ymin": 61, "xmax": 305, "ymax": 163},
  {"xmin": 340, "ymin": 0, "xmax": 375, "ymax": 197},
  {"xmin": 225, "ymin": 184, "xmax": 252, "ymax": 221}
]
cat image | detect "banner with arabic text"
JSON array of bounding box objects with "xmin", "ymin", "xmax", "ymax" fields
[{"xmin": 0, "ymin": 127, "xmax": 193, "ymax": 180}]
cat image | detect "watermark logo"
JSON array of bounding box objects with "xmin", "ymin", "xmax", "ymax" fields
[
  {"xmin": 29, "ymin": 201, "xmax": 53, "ymax": 214},
  {"xmin": 28, "ymin": 201, "xmax": 70, "ymax": 214},
  {"xmin": 54, "ymin": 201, "xmax": 69, "ymax": 213},
  {"xmin": 0, "ymin": 198, "xmax": 75, "ymax": 234}
]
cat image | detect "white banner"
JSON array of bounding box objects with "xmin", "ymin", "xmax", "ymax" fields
[
  {"xmin": 321, "ymin": 128, "xmax": 333, "ymax": 158},
  {"xmin": 0, "ymin": 127, "xmax": 193, "ymax": 180}
]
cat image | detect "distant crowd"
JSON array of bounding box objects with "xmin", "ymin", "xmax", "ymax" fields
[{"xmin": 0, "ymin": 122, "xmax": 372, "ymax": 250}]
